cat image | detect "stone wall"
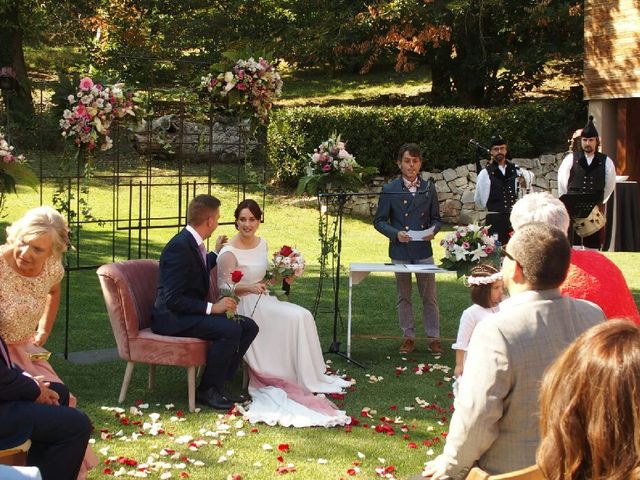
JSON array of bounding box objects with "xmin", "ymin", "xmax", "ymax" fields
[{"xmin": 338, "ymin": 152, "xmax": 566, "ymax": 225}]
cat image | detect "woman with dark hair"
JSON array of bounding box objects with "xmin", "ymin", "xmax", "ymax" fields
[
  {"xmin": 216, "ymin": 199, "xmax": 351, "ymax": 427},
  {"xmin": 537, "ymin": 320, "xmax": 640, "ymax": 480}
]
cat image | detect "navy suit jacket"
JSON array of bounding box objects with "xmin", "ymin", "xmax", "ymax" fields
[
  {"xmin": 374, "ymin": 177, "xmax": 442, "ymax": 261},
  {"xmin": 0, "ymin": 337, "xmax": 43, "ymax": 449},
  {"xmin": 152, "ymin": 228, "xmax": 218, "ymax": 336}
]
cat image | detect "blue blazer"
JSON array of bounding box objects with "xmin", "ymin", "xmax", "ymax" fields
[
  {"xmin": 152, "ymin": 228, "xmax": 218, "ymax": 336},
  {"xmin": 0, "ymin": 337, "xmax": 44, "ymax": 449},
  {"xmin": 374, "ymin": 177, "xmax": 442, "ymax": 261}
]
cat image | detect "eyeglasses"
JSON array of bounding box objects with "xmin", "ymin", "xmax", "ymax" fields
[{"xmin": 500, "ymin": 248, "xmax": 516, "ymax": 262}]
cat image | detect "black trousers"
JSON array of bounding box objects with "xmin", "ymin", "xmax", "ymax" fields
[
  {"xmin": 486, "ymin": 212, "xmax": 513, "ymax": 246},
  {"xmin": 176, "ymin": 314, "xmax": 259, "ymax": 390},
  {"xmin": 0, "ymin": 383, "xmax": 91, "ymax": 480}
]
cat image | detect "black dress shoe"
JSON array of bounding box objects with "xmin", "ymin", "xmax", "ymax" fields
[
  {"xmin": 220, "ymin": 388, "xmax": 250, "ymax": 403},
  {"xmin": 196, "ymin": 387, "xmax": 233, "ymax": 410}
]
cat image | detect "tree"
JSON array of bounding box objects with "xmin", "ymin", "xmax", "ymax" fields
[
  {"xmin": 0, "ymin": 0, "xmax": 98, "ymax": 122},
  {"xmin": 339, "ymin": 0, "xmax": 584, "ymax": 105}
]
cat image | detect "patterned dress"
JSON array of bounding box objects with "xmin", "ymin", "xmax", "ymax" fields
[{"xmin": 0, "ymin": 244, "xmax": 98, "ymax": 478}]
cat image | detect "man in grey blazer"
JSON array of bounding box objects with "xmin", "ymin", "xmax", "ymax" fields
[
  {"xmin": 374, "ymin": 143, "xmax": 442, "ymax": 354},
  {"xmin": 422, "ymin": 222, "xmax": 605, "ymax": 479}
]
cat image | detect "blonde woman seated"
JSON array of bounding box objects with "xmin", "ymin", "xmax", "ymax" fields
[
  {"xmin": 0, "ymin": 206, "xmax": 97, "ymax": 478},
  {"xmin": 537, "ymin": 319, "xmax": 640, "ymax": 479},
  {"xmin": 217, "ymin": 199, "xmax": 351, "ymax": 427}
]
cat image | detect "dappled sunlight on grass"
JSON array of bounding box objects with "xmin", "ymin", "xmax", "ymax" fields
[{"xmin": 277, "ymin": 66, "xmax": 433, "ymax": 106}]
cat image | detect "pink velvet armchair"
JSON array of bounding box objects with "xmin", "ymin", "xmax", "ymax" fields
[{"xmin": 96, "ymin": 259, "xmax": 211, "ymax": 412}]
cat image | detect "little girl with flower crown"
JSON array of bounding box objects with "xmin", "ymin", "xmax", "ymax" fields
[{"xmin": 452, "ymin": 264, "xmax": 504, "ymax": 379}]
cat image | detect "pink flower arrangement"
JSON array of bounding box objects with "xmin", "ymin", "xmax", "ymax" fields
[
  {"xmin": 307, "ymin": 133, "xmax": 358, "ymax": 176},
  {"xmin": 200, "ymin": 57, "xmax": 283, "ymax": 124},
  {"xmin": 59, "ymin": 77, "xmax": 143, "ymax": 153},
  {"xmin": 297, "ymin": 132, "xmax": 377, "ymax": 195}
]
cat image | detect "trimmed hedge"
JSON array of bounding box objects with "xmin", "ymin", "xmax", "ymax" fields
[{"xmin": 267, "ymin": 97, "xmax": 586, "ymax": 187}]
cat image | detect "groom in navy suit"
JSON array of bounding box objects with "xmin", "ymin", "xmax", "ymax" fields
[
  {"xmin": 152, "ymin": 194, "xmax": 258, "ymax": 410},
  {"xmin": 0, "ymin": 336, "xmax": 91, "ymax": 480},
  {"xmin": 374, "ymin": 143, "xmax": 442, "ymax": 355}
]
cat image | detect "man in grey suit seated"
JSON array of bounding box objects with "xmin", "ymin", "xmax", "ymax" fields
[{"xmin": 422, "ymin": 222, "xmax": 605, "ymax": 479}]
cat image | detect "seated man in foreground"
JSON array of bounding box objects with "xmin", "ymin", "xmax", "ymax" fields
[
  {"xmin": 0, "ymin": 335, "xmax": 91, "ymax": 480},
  {"xmin": 422, "ymin": 222, "xmax": 605, "ymax": 479}
]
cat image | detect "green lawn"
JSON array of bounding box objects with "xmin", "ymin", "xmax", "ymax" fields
[
  {"xmin": 277, "ymin": 65, "xmax": 432, "ymax": 107},
  {"xmin": 3, "ymin": 177, "xmax": 640, "ymax": 479}
]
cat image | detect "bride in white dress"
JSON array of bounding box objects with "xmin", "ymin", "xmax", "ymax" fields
[{"xmin": 216, "ymin": 199, "xmax": 351, "ymax": 427}]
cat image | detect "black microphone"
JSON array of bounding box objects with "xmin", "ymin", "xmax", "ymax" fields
[{"xmin": 469, "ymin": 139, "xmax": 490, "ymax": 154}]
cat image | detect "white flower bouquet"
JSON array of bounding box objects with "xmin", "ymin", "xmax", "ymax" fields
[{"xmin": 440, "ymin": 224, "xmax": 501, "ymax": 278}]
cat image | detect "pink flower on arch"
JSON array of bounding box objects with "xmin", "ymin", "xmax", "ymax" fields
[
  {"xmin": 79, "ymin": 77, "xmax": 94, "ymax": 91},
  {"xmin": 322, "ymin": 164, "xmax": 331, "ymax": 172}
]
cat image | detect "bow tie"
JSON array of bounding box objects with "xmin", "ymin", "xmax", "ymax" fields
[{"xmin": 403, "ymin": 178, "xmax": 420, "ymax": 189}]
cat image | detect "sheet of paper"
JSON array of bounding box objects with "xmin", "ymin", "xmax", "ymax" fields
[
  {"xmin": 405, "ymin": 264, "xmax": 440, "ymax": 272},
  {"xmin": 407, "ymin": 226, "xmax": 435, "ymax": 241}
]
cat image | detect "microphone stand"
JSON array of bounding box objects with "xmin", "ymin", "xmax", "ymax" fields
[
  {"xmin": 314, "ymin": 188, "xmax": 437, "ymax": 368},
  {"xmin": 316, "ymin": 191, "xmax": 378, "ymax": 369},
  {"xmin": 468, "ymin": 139, "xmax": 490, "ymax": 174}
]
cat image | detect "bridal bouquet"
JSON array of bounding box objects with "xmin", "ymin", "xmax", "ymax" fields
[
  {"xmin": 200, "ymin": 55, "xmax": 283, "ymax": 125},
  {"xmin": 0, "ymin": 130, "xmax": 38, "ymax": 216},
  {"xmin": 440, "ymin": 224, "xmax": 500, "ymax": 278},
  {"xmin": 220, "ymin": 270, "xmax": 244, "ymax": 321},
  {"xmin": 264, "ymin": 245, "xmax": 305, "ymax": 299},
  {"xmin": 60, "ymin": 77, "xmax": 143, "ymax": 153},
  {"xmin": 297, "ymin": 132, "xmax": 377, "ymax": 195}
]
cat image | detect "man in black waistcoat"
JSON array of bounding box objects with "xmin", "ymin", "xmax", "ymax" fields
[
  {"xmin": 474, "ymin": 134, "xmax": 519, "ymax": 245},
  {"xmin": 557, "ymin": 115, "xmax": 616, "ymax": 249}
]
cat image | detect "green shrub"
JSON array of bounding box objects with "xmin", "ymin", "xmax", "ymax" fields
[{"xmin": 267, "ymin": 96, "xmax": 586, "ymax": 187}]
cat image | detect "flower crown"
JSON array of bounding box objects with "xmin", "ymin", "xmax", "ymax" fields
[{"xmin": 465, "ymin": 271, "xmax": 502, "ymax": 286}]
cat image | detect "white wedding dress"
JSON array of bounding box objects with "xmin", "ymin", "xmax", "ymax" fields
[{"xmin": 217, "ymin": 238, "xmax": 351, "ymax": 427}]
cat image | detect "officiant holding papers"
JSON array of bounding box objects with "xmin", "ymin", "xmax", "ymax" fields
[{"xmin": 374, "ymin": 143, "xmax": 443, "ymax": 355}]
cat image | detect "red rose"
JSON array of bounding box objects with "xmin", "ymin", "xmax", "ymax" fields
[
  {"xmin": 231, "ymin": 270, "xmax": 244, "ymax": 283},
  {"xmin": 279, "ymin": 245, "xmax": 293, "ymax": 257}
]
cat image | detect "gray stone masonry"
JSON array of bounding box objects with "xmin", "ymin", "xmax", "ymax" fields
[{"xmin": 291, "ymin": 151, "xmax": 567, "ymax": 224}]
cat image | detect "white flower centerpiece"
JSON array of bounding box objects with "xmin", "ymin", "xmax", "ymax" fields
[{"xmin": 440, "ymin": 224, "xmax": 501, "ymax": 278}]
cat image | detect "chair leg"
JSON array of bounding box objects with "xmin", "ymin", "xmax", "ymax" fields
[
  {"xmin": 187, "ymin": 366, "xmax": 196, "ymax": 413},
  {"xmin": 119, "ymin": 362, "xmax": 135, "ymax": 404},
  {"xmin": 148, "ymin": 364, "xmax": 156, "ymax": 390}
]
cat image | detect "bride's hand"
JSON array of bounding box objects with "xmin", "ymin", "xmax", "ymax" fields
[
  {"xmin": 251, "ymin": 282, "xmax": 267, "ymax": 295},
  {"xmin": 284, "ymin": 275, "xmax": 295, "ymax": 285}
]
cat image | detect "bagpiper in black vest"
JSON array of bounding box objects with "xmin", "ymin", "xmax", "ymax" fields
[
  {"xmin": 567, "ymin": 151, "xmax": 607, "ymax": 202},
  {"xmin": 485, "ymin": 161, "xmax": 519, "ymax": 213}
]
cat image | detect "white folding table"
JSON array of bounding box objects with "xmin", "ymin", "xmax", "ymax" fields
[{"xmin": 347, "ymin": 262, "xmax": 452, "ymax": 356}]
